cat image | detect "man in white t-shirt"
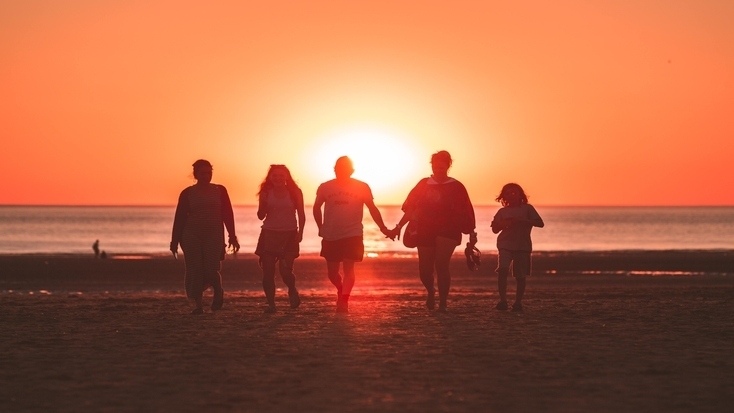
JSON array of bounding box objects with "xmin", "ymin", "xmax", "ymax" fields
[{"xmin": 313, "ymin": 156, "xmax": 394, "ymax": 313}]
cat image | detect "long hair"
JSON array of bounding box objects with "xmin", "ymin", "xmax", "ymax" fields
[
  {"xmin": 495, "ymin": 183, "xmax": 528, "ymax": 207},
  {"xmin": 257, "ymin": 164, "xmax": 301, "ymax": 203}
]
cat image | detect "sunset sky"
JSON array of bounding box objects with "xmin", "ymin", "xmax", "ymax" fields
[{"xmin": 2, "ymin": 1, "xmax": 733, "ymax": 206}]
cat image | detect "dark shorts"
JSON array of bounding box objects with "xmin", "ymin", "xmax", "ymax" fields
[
  {"xmin": 320, "ymin": 236, "xmax": 364, "ymax": 262},
  {"xmin": 496, "ymin": 249, "xmax": 532, "ymax": 278},
  {"xmin": 255, "ymin": 229, "xmax": 300, "ymax": 260}
]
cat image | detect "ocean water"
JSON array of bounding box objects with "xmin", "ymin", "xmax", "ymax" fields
[{"xmin": 0, "ymin": 206, "xmax": 732, "ymax": 255}]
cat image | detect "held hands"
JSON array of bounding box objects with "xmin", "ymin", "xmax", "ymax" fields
[
  {"xmin": 392, "ymin": 225, "xmax": 402, "ymax": 240},
  {"xmin": 380, "ymin": 225, "xmax": 403, "ymax": 241},
  {"xmin": 381, "ymin": 226, "xmax": 398, "ymax": 241}
]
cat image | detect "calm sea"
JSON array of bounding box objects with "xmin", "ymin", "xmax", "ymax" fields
[{"xmin": 0, "ymin": 206, "xmax": 732, "ymax": 255}]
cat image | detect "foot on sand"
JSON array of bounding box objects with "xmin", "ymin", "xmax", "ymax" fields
[
  {"xmin": 264, "ymin": 305, "xmax": 276, "ymax": 314},
  {"xmin": 191, "ymin": 308, "xmax": 204, "ymax": 315},
  {"xmin": 495, "ymin": 301, "xmax": 508, "ymax": 311},
  {"xmin": 211, "ymin": 288, "xmax": 224, "ymax": 311},
  {"xmin": 512, "ymin": 302, "xmax": 523, "ymax": 312},
  {"xmin": 336, "ymin": 298, "xmax": 349, "ymax": 313},
  {"xmin": 289, "ymin": 288, "xmax": 301, "ymax": 309}
]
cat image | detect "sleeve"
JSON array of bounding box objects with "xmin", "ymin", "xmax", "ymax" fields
[
  {"xmin": 295, "ymin": 187, "xmax": 305, "ymax": 210},
  {"xmin": 363, "ymin": 181, "xmax": 374, "ymax": 202},
  {"xmin": 219, "ymin": 185, "xmax": 236, "ymax": 238},
  {"xmin": 171, "ymin": 189, "xmax": 189, "ymax": 243},
  {"xmin": 457, "ymin": 182, "xmax": 476, "ymax": 234},
  {"xmin": 527, "ymin": 204, "xmax": 545, "ymax": 227},
  {"xmin": 314, "ymin": 184, "xmax": 324, "ymax": 204},
  {"xmin": 401, "ymin": 178, "xmax": 427, "ymax": 214}
]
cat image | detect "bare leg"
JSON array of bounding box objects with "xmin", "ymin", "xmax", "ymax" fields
[
  {"xmin": 210, "ymin": 270, "xmax": 224, "ymax": 311},
  {"xmin": 515, "ymin": 277, "xmax": 526, "ymax": 306},
  {"xmin": 326, "ymin": 261, "xmax": 343, "ymax": 295},
  {"xmin": 279, "ymin": 257, "xmax": 300, "ymax": 308},
  {"xmin": 333, "ymin": 260, "xmax": 355, "ymax": 313},
  {"xmin": 183, "ymin": 245, "xmax": 205, "ymax": 314},
  {"xmin": 417, "ymin": 246, "xmax": 436, "ymax": 309},
  {"xmin": 497, "ymin": 271, "xmax": 508, "ymax": 303},
  {"xmin": 191, "ymin": 296, "xmax": 204, "ymax": 314},
  {"xmin": 341, "ymin": 260, "xmax": 356, "ymax": 297},
  {"xmin": 279, "ymin": 257, "xmax": 296, "ymax": 290},
  {"xmin": 261, "ymin": 255, "xmax": 277, "ymax": 311},
  {"xmin": 434, "ymin": 237, "xmax": 457, "ymax": 311}
]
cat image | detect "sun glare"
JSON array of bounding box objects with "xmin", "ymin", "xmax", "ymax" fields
[{"xmin": 305, "ymin": 126, "xmax": 422, "ymax": 203}]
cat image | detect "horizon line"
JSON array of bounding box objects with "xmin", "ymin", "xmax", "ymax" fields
[{"xmin": 2, "ymin": 203, "xmax": 733, "ymax": 208}]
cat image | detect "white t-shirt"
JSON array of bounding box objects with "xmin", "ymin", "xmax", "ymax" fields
[
  {"xmin": 315, "ymin": 178, "xmax": 373, "ymax": 241},
  {"xmin": 261, "ymin": 191, "xmax": 297, "ymax": 231}
]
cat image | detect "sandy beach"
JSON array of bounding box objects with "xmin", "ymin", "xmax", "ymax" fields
[{"xmin": 1, "ymin": 251, "xmax": 733, "ymax": 412}]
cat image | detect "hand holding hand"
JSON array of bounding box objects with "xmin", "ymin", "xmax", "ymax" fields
[
  {"xmin": 393, "ymin": 225, "xmax": 402, "ymax": 240},
  {"xmin": 381, "ymin": 226, "xmax": 397, "ymax": 241}
]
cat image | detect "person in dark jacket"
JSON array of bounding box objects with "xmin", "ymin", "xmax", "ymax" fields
[
  {"xmin": 170, "ymin": 159, "xmax": 239, "ymax": 314},
  {"xmin": 392, "ymin": 151, "xmax": 477, "ymax": 312}
]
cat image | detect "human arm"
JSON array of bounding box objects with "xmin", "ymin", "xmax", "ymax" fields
[
  {"xmin": 389, "ymin": 212, "xmax": 410, "ymax": 240},
  {"xmin": 458, "ymin": 183, "xmax": 477, "ymax": 245},
  {"xmin": 220, "ymin": 186, "xmax": 240, "ymax": 253},
  {"xmin": 256, "ymin": 191, "xmax": 268, "ymax": 221},
  {"xmin": 490, "ymin": 209, "xmax": 504, "ymax": 234},
  {"xmin": 528, "ymin": 205, "xmax": 544, "ymax": 228},
  {"xmin": 312, "ymin": 193, "xmax": 324, "ymax": 237},
  {"xmin": 492, "ymin": 205, "xmax": 543, "ymax": 233},
  {"xmin": 365, "ymin": 198, "xmax": 394, "ymax": 240},
  {"xmin": 390, "ymin": 179, "xmax": 427, "ymax": 239},
  {"xmin": 295, "ymin": 189, "xmax": 306, "ymax": 242},
  {"xmin": 170, "ymin": 189, "xmax": 189, "ymax": 255}
]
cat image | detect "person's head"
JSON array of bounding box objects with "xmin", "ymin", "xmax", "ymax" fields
[
  {"xmin": 496, "ymin": 183, "xmax": 528, "ymax": 206},
  {"xmin": 334, "ymin": 156, "xmax": 354, "ymax": 179},
  {"xmin": 258, "ymin": 164, "xmax": 299, "ymax": 195},
  {"xmin": 430, "ymin": 150, "xmax": 452, "ymax": 177},
  {"xmin": 192, "ymin": 159, "xmax": 213, "ymax": 184}
]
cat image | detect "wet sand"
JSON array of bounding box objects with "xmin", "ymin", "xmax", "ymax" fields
[{"xmin": 1, "ymin": 252, "xmax": 733, "ymax": 412}]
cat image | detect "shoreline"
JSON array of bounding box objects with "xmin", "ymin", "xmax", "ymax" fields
[
  {"xmin": 2, "ymin": 251, "xmax": 733, "ymax": 412},
  {"xmin": 1, "ymin": 250, "xmax": 733, "ymax": 295}
]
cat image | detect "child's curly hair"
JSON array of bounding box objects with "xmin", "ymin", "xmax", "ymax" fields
[{"xmin": 495, "ymin": 183, "xmax": 528, "ymax": 207}]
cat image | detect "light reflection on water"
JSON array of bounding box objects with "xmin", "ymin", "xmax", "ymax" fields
[{"xmin": 1, "ymin": 205, "xmax": 733, "ymax": 254}]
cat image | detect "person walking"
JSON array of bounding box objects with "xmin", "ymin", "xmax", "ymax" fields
[
  {"xmin": 255, "ymin": 164, "xmax": 305, "ymax": 313},
  {"xmin": 313, "ymin": 156, "xmax": 394, "ymax": 313},
  {"xmin": 170, "ymin": 159, "xmax": 240, "ymax": 314},
  {"xmin": 392, "ymin": 150, "xmax": 477, "ymax": 312},
  {"xmin": 491, "ymin": 183, "xmax": 544, "ymax": 312}
]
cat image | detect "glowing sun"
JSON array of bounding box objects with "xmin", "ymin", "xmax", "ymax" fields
[{"xmin": 305, "ymin": 126, "xmax": 422, "ymax": 201}]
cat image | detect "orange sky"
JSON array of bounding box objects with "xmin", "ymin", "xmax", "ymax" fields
[{"xmin": 2, "ymin": 1, "xmax": 733, "ymax": 206}]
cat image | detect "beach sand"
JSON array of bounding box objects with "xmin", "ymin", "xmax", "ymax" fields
[{"xmin": 1, "ymin": 251, "xmax": 733, "ymax": 412}]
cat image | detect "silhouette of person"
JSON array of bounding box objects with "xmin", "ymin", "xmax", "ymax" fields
[
  {"xmin": 170, "ymin": 159, "xmax": 240, "ymax": 314},
  {"xmin": 92, "ymin": 240, "xmax": 100, "ymax": 258},
  {"xmin": 491, "ymin": 183, "xmax": 544, "ymax": 312},
  {"xmin": 255, "ymin": 164, "xmax": 305, "ymax": 313},
  {"xmin": 313, "ymin": 156, "xmax": 394, "ymax": 313},
  {"xmin": 391, "ymin": 151, "xmax": 477, "ymax": 312}
]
